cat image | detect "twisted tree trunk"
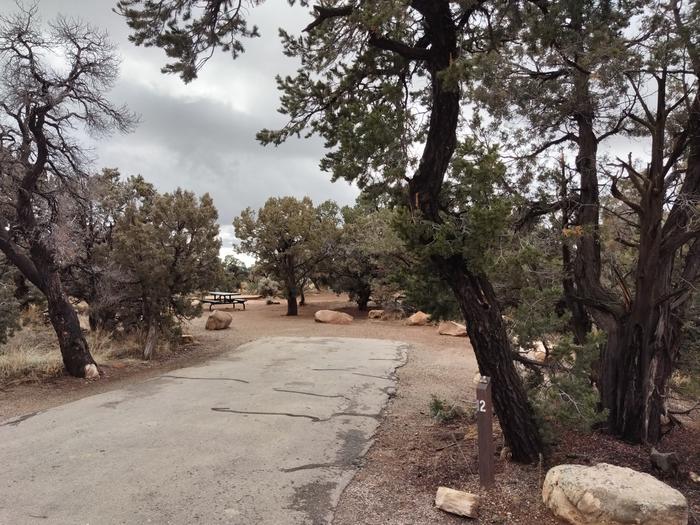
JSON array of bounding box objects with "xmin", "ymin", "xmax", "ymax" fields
[{"xmin": 407, "ymin": 1, "xmax": 544, "ymax": 463}]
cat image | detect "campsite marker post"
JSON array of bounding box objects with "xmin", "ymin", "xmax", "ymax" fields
[{"xmin": 476, "ymin": 376, "xmax": 495, "ymax": 488}]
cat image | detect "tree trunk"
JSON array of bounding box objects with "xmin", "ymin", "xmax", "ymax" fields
[
  {"xmin": 356, "ymin": 286, "xmax": 371, "ymax": 311},
  {"xmin": 143, "ymin": 321, "xmax": 158, "ymax": 360},
  {"xmin": 600, "ymin": 91, "xmax": 700, "ymax": 443},
  {"xmin": 602, "ymin": 311, "xmax": 679, "ymax": 443},
  {"xmin": 402, "ymin": 1, "xmax": 544, "ymax": 463},
  {"xmin": 286, "ymin": 287, "xmax": 298, "ymax": 316},
  {"xmin": 357, "ymin": 294, "xmax": 370, "ymax": 311},
  {"xmin": 43, "ymin": 271, "xmax": 97, "ymax": 378},
  {"xmin": 558, "ymin": 162, "xmax": 591, "ymax": 345},
  {"xmin": 299, "ymin": 287, "xmax": 306, "ymax": 307},
  {"xmin": 438, "ymin": 257, "xmax": 545, "ymax": 462}
]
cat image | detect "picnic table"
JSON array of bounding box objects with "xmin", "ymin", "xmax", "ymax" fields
[{"xmin": 202, "ymin": 291, "xmax": 248, "ymax": 311}]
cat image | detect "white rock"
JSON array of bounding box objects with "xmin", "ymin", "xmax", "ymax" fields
[
  {"xmin": 205, "ymin": 311, "xmax": 232, "ymax": 330},
  {"xmin": 543, "ymin": 463, "xmax": 688, "ymax": 525},
  {"xmin": 84, "ymin": 364, "xmax": 99, "ymax": 379},
  {"xmin": 435, "ymin": 487, "xmax": 479, "ymax": 518},
  {"xmin": 314, "ymin": 310, "xmax": 353, "ymax": 325}
]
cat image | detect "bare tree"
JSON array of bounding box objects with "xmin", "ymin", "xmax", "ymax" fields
[{"xmin": 0, "ymin": 6, "xmax": 136, "ymax": 378}]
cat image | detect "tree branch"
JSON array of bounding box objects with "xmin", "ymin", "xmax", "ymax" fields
[
  {"xmin": 303, "ymin": 5, "xmax": 353, "ymax": 33},
  {"xmin": 368, "ymin": 32, "xmax": 430, "ymax": 61}
]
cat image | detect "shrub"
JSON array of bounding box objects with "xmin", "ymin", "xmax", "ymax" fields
[{"xmin": 429, "ymin": 395, "xmax": 467, "ymax": 423}]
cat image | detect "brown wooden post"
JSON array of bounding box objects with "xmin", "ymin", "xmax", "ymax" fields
[{"xmin": 476, "ymin": 376, "xmax": 495, "ymax": 488}]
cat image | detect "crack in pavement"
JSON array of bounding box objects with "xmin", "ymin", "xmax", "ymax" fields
[
  {"xmin": 280, "ymin": 462, "xmax": 339, "ymax": 473},
  {"xmin": 163, "ymin": 375, "xmax": 249, "ymax": 384},
  {"xmin": 329, "ymin": 412, "xmax": 381, "ymax": 421},
  {"xmin": 351, "ymin": 372, "xmax": 394, "ymax": 380},
  {"xmin": 0, "ymin": 411, "xmax": 39, "ymax": 427},
  {"xmin": 272, "ymin": 388, "xmax": 351, "ymax": 400},
  {"xmin": 211, "ymin": 408, "xmax": 321, "ymax": 421},
  {"xmin": 211, "ymin": 408, "xmax": 380, "ymax": 423}
]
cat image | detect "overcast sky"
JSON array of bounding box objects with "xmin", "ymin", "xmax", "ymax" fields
[{"xmin": 0, "ymin": 0, "xmax": 359, "ymax": 261}]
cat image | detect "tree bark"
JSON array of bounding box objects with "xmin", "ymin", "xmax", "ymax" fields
[
  {"xmin": 404, "ymin": 1, "xmax": 544, "ymax": 463},
  {"xmin": 43, "ymin": 269, "xmax": 97, "ymax": 377},
  {"xmin": 438, "ymin": 257, "xmax": 545, "ymax": 461},
  {"xmin": 286, "ymin": 282, "xmax": 298, "ymax": 316},
  {"xmin": 0, "ymin": 233, "xmax": 97, "ymax": 378},
  {"xmin": 143, "ymin": 321, "xmax": 158, "ymax": 360},
  {"xmin": 581, "ymin": 78, "xmax": 700, "ymax": 443},
  {"xmin": 357, "ymin": 290, "xmax": 371, "ymax": 312}
]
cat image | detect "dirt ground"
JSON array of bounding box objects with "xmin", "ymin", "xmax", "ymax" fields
[{"xmin": 2, "ymin": 292, "xmax": 699, "ymax": 524}]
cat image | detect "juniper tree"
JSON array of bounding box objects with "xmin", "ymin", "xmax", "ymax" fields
[
  {"xmin": 0, "ymin": 7, "xmax": 135, "ymax": 377},
  {"xmin": 475, "ymin": 0, "xmax": 700, "ymax": 443},
  {"xmin": 329, "ymin": 205, "xmax": 403, "ymax": 311},
  {"xmin": 234, "ymin": 196, "xmax": 340, "ymax": 316},
  {"xmin": 112, "ymin": 188, "xmax": 222, "ymax": 358},
  {"xmin": 119, "ymin": 0, "xmax": 549, "ymax": 461}
]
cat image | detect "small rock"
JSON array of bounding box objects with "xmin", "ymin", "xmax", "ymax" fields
[
  {"xmin": 406, "ymin": 311, "xmax": 430, "ymax": 326},
  {"xmin": 472, "ymin": 373, "xmax": 482, "ymax": 385},
  {"xmin": 689, "ymin": 470, "xmax": 700, "ymax": 484},
  {"xmin": 437, "ymin": 321, "xmax": 467, "ymax": 337},
  {"xmin": 205, "ymin": 311, "xmax": 232, "ymax": 330},
  {"xmin": 543, "ymin": 463, "xmax": 688, "ymax": 525},
  {"xmin": 84, "ymin": 364, "xmax": 100, "ymax": 379},
  {"xmin": 180, "ymin": 334, "xmax": 195, "ymax": 344},
  {"xmin": 368, "ymin": 309, "xmax": 384, "ymax": 319},
  {"xmin": 314, "ymin": 310, "xmax": 353, "ymax": 325},
  {"xmin": 499, "ymin": 446, "xmax": 512, "ymax": 461},
  {"xmin": 650, "ymin": 447, "xmax": 681, "ymax": 477},
  {"xmin": 435, "ymin": 487, "xmax": 479, "ymax": 518}
]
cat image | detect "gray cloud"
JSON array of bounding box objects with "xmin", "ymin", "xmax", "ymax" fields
[{"xmin": 0, "ymin": 0, "xmax": 359, "ymax": 255}]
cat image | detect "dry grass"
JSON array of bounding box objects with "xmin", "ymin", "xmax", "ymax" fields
[
  {"xmin": 0, "ymin": 326, "xmax": 64, "ymax": 382},
  {"xmin": 0, "ymin": 316, "xmax": 176, "ymax": 384}
]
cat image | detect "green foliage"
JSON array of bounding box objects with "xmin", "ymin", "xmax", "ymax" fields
[
  {"xmin": 0, "ymin": 256, "xmax": 20, "ymax": 345},
  {"xmin": 429, "ymin": 395, "xmax": 466, "ymax": 423},
  {"xmin": 116, "ymin": 0, "xmax": 265, "ymax": 82},
  {"xmin": 233, "ymin": 196, "xmax": 340, "ymax": 309},
  {"xmin": 253, "ymin": 276, "xmax": 281, "ymax": 298},
  {"xmin": 527, "ymin": 334, "xmax": 608, "ymax": 433},
  {"xmin": 329, "ymin": 204, "xmax": 404, "ymax": 309},
  {"xmin": 675, "ymin": 297, "xmax": 700, "ymax": 399},
  {"xmin": 218, "ymin": 255, "xmax": 249, "ymax": 291},
  {"xmin": 395, "ymin": 140, "xmax": 511, "ymax": 273},
  {"xmin": 113, "ymin": 188, "xmax": 221, "ymax": 331},
  {"xmin": 389, "ymin": 259, "xmax": 461, "ymax": 321},
  {"xmin": 61, "ymin": 171, "xmax": 222, "ymax": 339}
]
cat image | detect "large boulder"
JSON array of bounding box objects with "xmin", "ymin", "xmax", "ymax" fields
[
  {"xmin": 314, "ymin": 310, "xmax": 353, "ymax": 325},
  {"xmin": 406, "ymin": 311, "xmax": 430, "ymax": 326},
  {"xmin": 205, "ymin": 311, "xmax": 232, "ymax": 330},
  {"xmin": 543, "ymin": 463, "xmax": 688, "ymax": 525},
  {"xmin": 437, "ymin": 321, "xmax": 467, "ymax": 337}
]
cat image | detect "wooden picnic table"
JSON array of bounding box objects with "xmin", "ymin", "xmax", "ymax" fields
[{"xmin": 202, "ymin": 291, "xmax": 248, "ymax": 310}]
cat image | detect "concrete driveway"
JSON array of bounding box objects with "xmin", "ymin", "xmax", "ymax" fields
[{"xmin": 0, "ymin": 337, "xmax": 408, "ymax": 525}]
